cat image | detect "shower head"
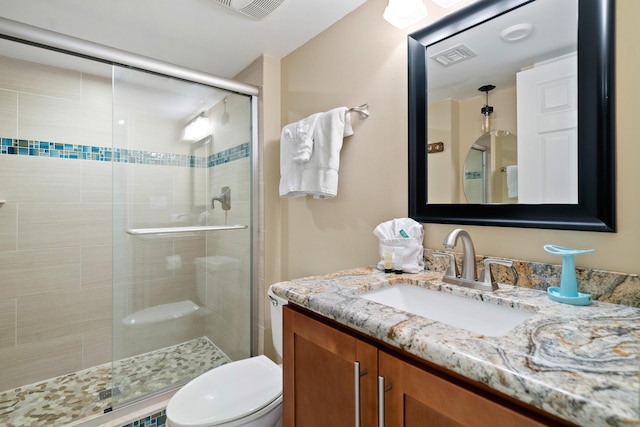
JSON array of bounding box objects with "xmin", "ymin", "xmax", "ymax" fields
[{"xmin": 221, "ymin": 97, "xmax": 230, "ymax": 125}]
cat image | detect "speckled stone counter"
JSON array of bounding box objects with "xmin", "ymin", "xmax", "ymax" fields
[{"xmin": 270, "ymin": 267, "xmax": 640, "ymax": 427}]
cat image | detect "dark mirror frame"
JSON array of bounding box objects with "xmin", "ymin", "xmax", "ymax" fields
[{"xmin": 408, "ymin": 0, "xmax": 616, "ymax": 232}]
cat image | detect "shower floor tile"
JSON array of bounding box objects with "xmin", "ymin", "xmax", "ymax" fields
[{"xmin": 0, "ymin": 337, "xmax": 230, "ymax": 427}]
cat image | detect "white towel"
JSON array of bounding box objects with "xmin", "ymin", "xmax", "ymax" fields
[
  {"xmin": 506, "ymin": 165, "xmax": 518, "ymax": 198},
  {"xmin": 280, "ymin": 113, "xmax": 321, "ymax": 163},
  {"xmin": 373, "ymin": 217, "xmax": 423, "ymax": 243},
  {"xmin": 279, "ymin": 107, "xmax": 353, "ymax": 199}
]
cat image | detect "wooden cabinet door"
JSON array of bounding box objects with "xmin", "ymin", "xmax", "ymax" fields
[
  {"xmin": 379, "ymin": 351, "xmax": 549, "ymax": 427},
  {"xmin": 283, "ymin": 306, "xmax": 378, "ymax": 427}
]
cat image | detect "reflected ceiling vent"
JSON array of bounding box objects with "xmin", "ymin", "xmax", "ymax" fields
[
  {"xmin": 429, "ymin": 44, "xmax": 477, "ymax": 66},
  {"xmin": 212, "ymin": 0, "xmax": 287, "ymax": 20}
]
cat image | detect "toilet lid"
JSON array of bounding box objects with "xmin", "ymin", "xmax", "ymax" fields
[{"xmin": 167, "ymin": 355, "xmax": 282, "ymax": 427}]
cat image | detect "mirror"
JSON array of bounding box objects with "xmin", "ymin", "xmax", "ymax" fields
[{"xmin": 408, "ymin": 0, "xmax": 615, "ymax": 231}]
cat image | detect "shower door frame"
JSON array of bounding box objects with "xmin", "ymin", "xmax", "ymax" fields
[{"xmin": 0, "ymin": 11, "xmax": 262, "ymax": 390}]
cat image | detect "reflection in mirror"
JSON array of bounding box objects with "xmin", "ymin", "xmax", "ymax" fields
[
  {"xmin": 426, "ymin": 0, "xmax": 577, "ymax": 205},
  {"xmin": 408, "ymin": 0, "xmax": 616, "ymax": 231},
  {"xmin": 463, "ymin": 142, "xmax": 487, "ymax": 204},
  {"xmin": 462, "ymin": 131, "xmax": 517, "ymax": 204}
]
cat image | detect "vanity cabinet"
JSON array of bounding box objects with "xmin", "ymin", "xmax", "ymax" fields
[
  {"xmin": 379, "ymin": 351, "xmax": 548, "ymax": 426},
  {"xmin": 282, "ymin": 303, "xmax": 378, "ymax": 426},
  {"xmin": 283, "ymin": 304, "xmax": 571, "ymax": 427}
]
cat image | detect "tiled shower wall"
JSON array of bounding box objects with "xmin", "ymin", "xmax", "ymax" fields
[
  {"xmin": 203, "ymin": 95, "xmax": 253, "ymax": 362},
  {"xmin": 0, "ymin": 51, "xmax": 253, "ymax": 393},
  {"xmin": 0, "ymin": 54, "xmax": 115, "ymax": 392}
]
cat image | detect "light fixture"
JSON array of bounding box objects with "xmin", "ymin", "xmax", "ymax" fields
[
  {"xmin": 181, "ymin": 112, "xmax": 211, "ymax": 142},
  {"xmin": 500, "ymin": 23, "xmax": 534, "ymax": 42},
  {"xmin": 478, "ymin": 84, "xmax": 495, "ymax": 133},
  {"xmin": 383, "ymin": 0, "xmax": 428, "ymax": 29}
]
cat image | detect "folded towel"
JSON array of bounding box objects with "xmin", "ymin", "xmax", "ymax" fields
[
  {"xmin": 373, "ymin": 218, "xmax": 425, "ymax": 273},
  {"xmin": 280, "ymin": 107, "xmax": 353, "ymax": 199},
  {"xmin": 281, "ymin": 113, "xmax": 321, "ymax": 164},
  {"xmin": 373, "ymin": 217, "xmax": 423, "ymax": 243},
  {"xmin": 506, "ymin": 165, "xmax": 518, "ymax": 198}
]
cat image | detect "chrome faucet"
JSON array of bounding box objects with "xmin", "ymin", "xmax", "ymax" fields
[
  {"xmin": 443, "ymin": 228, "xmax": 477, "ymax": 281},
  {"xmin": 211, "ymin": 186, "xmax": 231, "ymax": 210},
  {"xmin": 438, "ymin": 228, "xmax": 514, "ymax": 292}
]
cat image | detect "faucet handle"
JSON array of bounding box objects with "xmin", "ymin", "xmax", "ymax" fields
[
  {"xmin": 481, "ymin": 258, "xmax": 513, "ymax": 290},
  {"xmin": 433, "ymin": 251, "xmax": 459, "ymax": 278}
]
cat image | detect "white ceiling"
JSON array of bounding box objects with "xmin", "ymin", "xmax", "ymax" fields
[
  {"xmin": 427, "ymin": 0, "xmax": 577, "ymax": 101},
  {"xmin": 0, "ymin": 0, "xmax": 367, "ymax": 78}
]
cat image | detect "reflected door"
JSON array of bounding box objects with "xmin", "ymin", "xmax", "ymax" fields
[
  {"xmin": 516, "ymin": 54, "xmax": 578, "ymax": 204},
  {"xmin": 463, "ymin": 146, "xmax": 486, "ymax": 203}
]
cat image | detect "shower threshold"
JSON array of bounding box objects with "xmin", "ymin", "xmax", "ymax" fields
[{"xmin": 0, "ymin": 337, "xmax": 230, "ymax": 427}]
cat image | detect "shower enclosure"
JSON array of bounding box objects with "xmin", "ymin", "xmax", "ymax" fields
[{"xmin": 0, "ymin": 19, "xmax": 258, "ymax": 425}]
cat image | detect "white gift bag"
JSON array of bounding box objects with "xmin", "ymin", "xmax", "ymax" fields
[
  {"xmin": 374, "ymin": 218, "xmax": 425, "ymax": 273},
  {"xmin": 377, "ymin": 238, "xmax": 424, "ymax": 273}
]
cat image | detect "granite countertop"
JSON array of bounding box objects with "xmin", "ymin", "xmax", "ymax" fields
[{"xmin": 270, "ymin": 267, "xmax": 640, "ymax": 427}]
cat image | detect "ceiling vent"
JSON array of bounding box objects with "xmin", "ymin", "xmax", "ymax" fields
[
  {"xmin": 429, "ymin": 44, "xmax": 477, "ymax": 66},
  {"xmin": 212, "ymin": 0, "xmax": 287, "ymax": 20}
]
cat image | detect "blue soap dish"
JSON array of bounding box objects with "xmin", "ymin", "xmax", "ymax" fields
[
  {"xmin": 543, "ymin": 244, "xmax": 594, "ymax": 306},
  {"xmin": 546, "ymin": 287, "xmax": 592, "ymax": 306}
]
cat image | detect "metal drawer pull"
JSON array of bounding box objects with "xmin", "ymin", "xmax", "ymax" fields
[
  {"xmin": 378, "ymin": 376, "xmax": 385, "ymax": 427},
  {"xmin": 355, "ymin": 362, "xmax": 361, "ymax": 427}
]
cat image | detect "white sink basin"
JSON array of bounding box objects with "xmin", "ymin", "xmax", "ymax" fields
[{"xmin": 360, "ymin": 284, "xmax": 534, "ymax": 337}]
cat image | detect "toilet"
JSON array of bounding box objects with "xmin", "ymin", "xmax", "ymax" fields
[
  {"xmin": 166, "ymin": 287, "xmax": 287, "ymax": 427},
  {"xmin": 194, "ymin": 256, "xmax": 240, "ymax": 305}
]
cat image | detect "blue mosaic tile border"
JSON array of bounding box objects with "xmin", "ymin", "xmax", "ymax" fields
[
  {"xmin": 120, "ymin": 409, "xmax": 166, "ymax": 427},
  {"xmin": 0, "ymin": 137, "xmax": 250, "ymax": 168},
  {"xmin": 209, "ymin": 142, "xmax": 250, "ymax": 167},
  {"xmin": 464, "ymin": 171, "xmax": 483, "ymax": 180}
]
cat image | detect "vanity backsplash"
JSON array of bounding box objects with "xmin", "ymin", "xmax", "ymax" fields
[{"xmin": 424, "ymin": 248, "xmax": 640, "ymax": 307}]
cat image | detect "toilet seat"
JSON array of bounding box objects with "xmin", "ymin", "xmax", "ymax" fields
[{"xmin": 167, "ymin": 355, "xmax": 282, "ymax": 427}]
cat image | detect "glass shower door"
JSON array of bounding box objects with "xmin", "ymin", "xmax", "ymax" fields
[{"xmin": 111, "ymin": 66, "xmax": 253, "ymax": 407}]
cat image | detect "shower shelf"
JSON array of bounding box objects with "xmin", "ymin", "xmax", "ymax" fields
[
  {"xmin": 126, "ymin": 224, "xmax": 247, "ymax": 235},
  {"xmin": 122, "ymin": 300, "xmax": 201, "ymax": 325}
]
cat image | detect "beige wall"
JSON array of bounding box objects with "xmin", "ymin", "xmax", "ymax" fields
[{"xmin": 276, "ymin": 0, "xmax": 639, "ymax": 281}]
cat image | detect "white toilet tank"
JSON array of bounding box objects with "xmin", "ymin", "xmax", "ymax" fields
[
  {"xmin": 194, "ymin": 256, "xmax": 239, "ymax": 305},
  {"xmin": 267, "ymin": 287, "xmax": 287, "ymax": 358}
]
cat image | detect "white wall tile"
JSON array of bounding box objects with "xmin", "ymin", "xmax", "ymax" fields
[
  {"xmin": 17, "ymin": 285, "xmax": 111, "ymax": 345},
  {"xmin": 0, "ymin": 54, "xmax": 82, "ymax": 100},
  {"xmin": 0, "ymin": 298, "xmax": 16, "ymax": 349},
  {"xmin": 0, "ymin": 247, "xmax": 81, "ymax": 299},
  {"xmin": 17, "ymin": 202, "xmax": 111, "ymax": 249},
  {"xmin": 0, "ymin": 334, "xmax": 83, "ymax": 391},
  {"xmin": 0, "ymin": 201, "xmax": 17, "ymax": 253},
  {"xmin": 0, "ymin": 156, "xmax": 82, "ymax": 203},
  {"xmin": 0, "ymin": 89, "xmax": 17, "ymax": 138}
]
